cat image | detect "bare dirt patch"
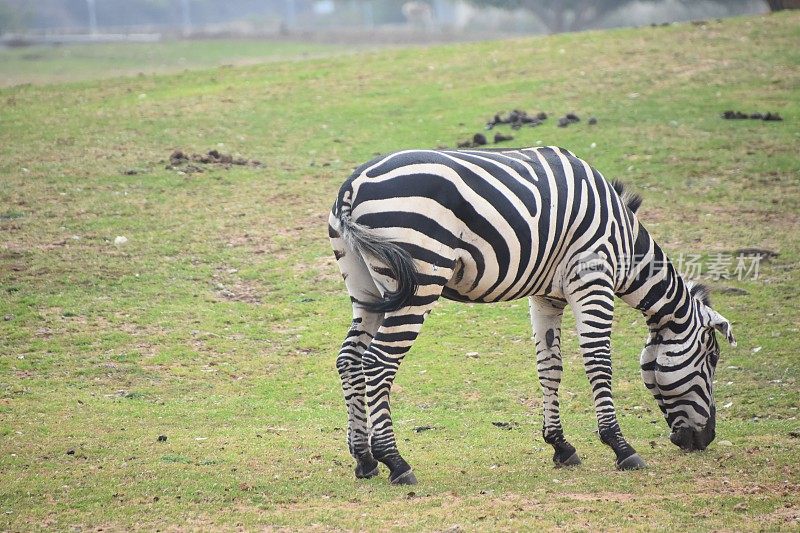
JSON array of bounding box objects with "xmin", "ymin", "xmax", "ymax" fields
[
  {"xmin": 694, "ymin": 468, "xmax": 799, "ymax": 499},
  {"xmin": 302, "ymin": 253, "xmax": 341, "ymax": 286},
  {"xmin": 212, "ymin": 267, "xmax": 262, "ymax": 304},
  {"xmin": 559, "ymin": 492, "xmax": 637, "ymax": 502},
  {"xmin": 760, "ymin": 505, "xmax": 800, "ymax": 527}
]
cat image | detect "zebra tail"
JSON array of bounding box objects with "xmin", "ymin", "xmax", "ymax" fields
[{"xmin": 338, "ymin": 212, "xmax": 419, "ymax": 313}]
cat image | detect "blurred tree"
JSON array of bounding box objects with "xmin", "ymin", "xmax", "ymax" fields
[
  {"xmin": 464, "ymin": 0, "xmax": 633, "ymax": 33},
  {"xmin": 765, "ymin": 0, "xmax": 800, "ymax": 9},
  {"xmin": 464, "ymin": 0, "xmax": 768, "ymax": 33}
]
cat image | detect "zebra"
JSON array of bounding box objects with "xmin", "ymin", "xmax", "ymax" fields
[{"xmin": 328, "ymin": 146, "xmax": 736, "ymax": 485}]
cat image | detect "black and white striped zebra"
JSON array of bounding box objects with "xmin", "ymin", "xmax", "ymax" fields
[{"xmin": 328, "ymin": 146, "xmax": 736, "ymax": 485}]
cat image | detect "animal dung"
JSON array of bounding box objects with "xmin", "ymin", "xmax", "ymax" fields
[
  {"xmin": 455, "ymin": 109, "xmax": 597, "ymax": 148},
  {"xmin": 166, "ymin": 149, "xmax": 263, "ymax": 171},
  {"xmin": 472, "ymin": 133, "xmax": 488, "ymax": 146},
  {"xmin": 486, "ymin": 109, "xmax": 545, "ymax": 130},
  {"xmin": 721, "ymin": 110, "xmax": 783, "ymax": 121},
  {"xmin": 558, "ymin": 113, "xmax": 581, "ymax": 127}
]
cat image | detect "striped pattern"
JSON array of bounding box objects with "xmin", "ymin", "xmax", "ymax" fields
[{"xmin": 329, "ymin": 147, "xmax": 735, "ymax": 482}]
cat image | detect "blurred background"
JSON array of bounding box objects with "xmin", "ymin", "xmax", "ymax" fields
[{"xmin": 0, "ymin": 0, "xmax": 793, "ymax": 85}]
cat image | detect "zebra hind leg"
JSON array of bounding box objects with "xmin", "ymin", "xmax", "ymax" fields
[
  {"xmin": 529, "ymin": 296, "xmax": 581, "ymax": 467},
  {"xmin": 336, "ymin": 312, "xmax": 382, "ymax": 479},
  {"xmin": 330, "ymin": 220, "xmax": 384, "ymax": 479},
  {"xmin": 363, "ymin": 261, "xmax": 452, "ymax": 485}
]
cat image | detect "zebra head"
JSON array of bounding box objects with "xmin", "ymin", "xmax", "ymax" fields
[{"xmin": 640, "ymin": 283, "xmax": 736, "ymax": 452}]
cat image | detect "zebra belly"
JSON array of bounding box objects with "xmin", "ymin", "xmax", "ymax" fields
[{"xmin": 439, "ymin": 246, "xmax": 562, "ymax": 304}]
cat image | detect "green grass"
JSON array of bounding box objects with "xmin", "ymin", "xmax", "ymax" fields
[
  {"xmin": 0, "ymin": 39, "xmax": 352, "ymax": 87},
  {"xmin": 1, "ymin": 12, "xmax": 799, "ymax": 531}
]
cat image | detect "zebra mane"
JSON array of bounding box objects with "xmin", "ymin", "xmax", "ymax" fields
[
  {"xmin": 611, "ymin": 179, "xmax": 643, "ymax": 214},
  {"xmin": 686, "ymin": 281, "xmax": 712, "ymax": 307}
]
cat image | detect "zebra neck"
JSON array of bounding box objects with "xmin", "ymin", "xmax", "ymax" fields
[{"xmin": 618, "ymin": 225, "xmax": 693, "ymax": 326}]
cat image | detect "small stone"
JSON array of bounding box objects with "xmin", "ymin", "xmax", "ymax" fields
[
  {"xmin": 66, "ymin": 449, "xmax": 75, "ymax": 455},
  {"xmin": 588, "ymin": 117, "xmax": 597, "ymax": 125},
  {"xmin": 3, "ymin": 315, "xmax": 12, "ymax": 321},
  {"xmin": 157, "ymin": 435, "xmax": 167, "ymax": 442},
  {"xmin": 114, "ymin": 236, "xmax": 128, "ymax": 246},
  {"xmin": 717, "ymin": 440, "xmax": 733, "ymax": 447}
]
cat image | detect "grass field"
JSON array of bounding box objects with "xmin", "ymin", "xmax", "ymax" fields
[
  {"xmin": 0, "ymin": 39, "xmax": 350, "ymax": 87},
  {"xmin": 1, "ymin": 12, "xmax": 799, "ymax": 531}
]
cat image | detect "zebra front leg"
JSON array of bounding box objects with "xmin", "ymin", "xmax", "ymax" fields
[
  {"xmin": 529, "ymin": 296, "xmax": 581, "ymax": 467},
  {"xmin": 336, "ymin": 312, "xmax": 382, "ymax": 479},
  {"xmin": 566, "ymin": 267, "xmax": 646, "ymax": 471}
]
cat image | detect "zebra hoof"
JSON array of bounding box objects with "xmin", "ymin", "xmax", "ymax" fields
[
  {"xmin": 616, "ymin": 453, "xmax": 647, "ymax": 471},
  {"xmin": 389, "ymin": 469, "xmax": 418, "ymax": 485},
  {"xmin": 554, "ymin": 451, "xmax": 581, "ymax": 468},
  {"xmin": 355, "ymin": 464, "xmax": 379, "ymax": 479},
  {"xmin": 355, "ymin": 459, "xmax": 380, "ymax": 479}
]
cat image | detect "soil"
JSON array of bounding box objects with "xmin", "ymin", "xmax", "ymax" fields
[{"xmin": 211, "ymin": 266, "xmax": 263, "ymax": 304}]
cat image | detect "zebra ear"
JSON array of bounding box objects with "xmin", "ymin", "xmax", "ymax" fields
[{"xmin": 709, "ymin": 311, "xmax": 736, "ymax": 347}]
